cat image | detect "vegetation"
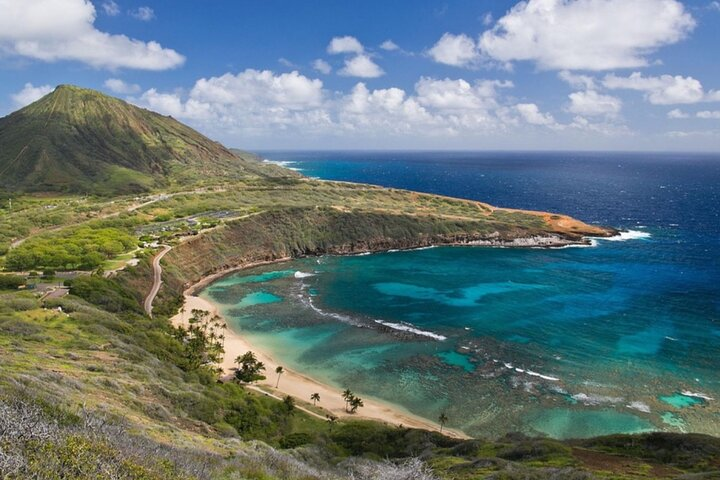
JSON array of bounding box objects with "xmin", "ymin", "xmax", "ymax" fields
[
  {"xmin": 0, "ymin": 274, "xmax": 24, "ymax": 290},
  {"xmin": 233, "ymin": 351, "xmax": 267, "ymax": 383},
  {"xmin": 0, "ymin": 85, "xmax": 297, "ymax": 195},
  {"xmin": 5, "ymin": 226, "xmax": 136, "ymax": 271}
]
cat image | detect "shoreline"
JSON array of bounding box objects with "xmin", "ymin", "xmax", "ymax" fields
[
  {"xmin": 168, "ymin": 230, "xmax": 621, "ymax": 440},
  {"xmin": 171, "ymin": 274, "xmax": 470, "ymax": 439}
]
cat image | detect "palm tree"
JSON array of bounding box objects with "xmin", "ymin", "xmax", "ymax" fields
[
  {"xmin": 349, "ymin": 396, "xmax": 364, "ymax": 413},
  {"xmin": 326, "ymin": 414, "xmax": 338, "ymax": 432},
  {"xmin": 342, "ymin": 389, "xmax": 353, "ymax": 410},
  {"xmin": 438, "ymin": 412, "xmax": 449, "ymax": 433},
  {"xmin": 310, "ymin": 392, "xmax": 320, "ymax": 406},
  {"xmin": 275, "ymin": 366, "xmax": 284, "ymax": 388}
]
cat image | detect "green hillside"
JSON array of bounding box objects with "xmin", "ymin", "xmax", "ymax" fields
[{"xmin": 0, "ymin": 85, "xmax": 294, "ymax": 195}]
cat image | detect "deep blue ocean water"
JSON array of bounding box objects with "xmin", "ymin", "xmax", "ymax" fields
[{"xmin": 204, "ymin": 151, "xmax": 720, "ymax": 439}]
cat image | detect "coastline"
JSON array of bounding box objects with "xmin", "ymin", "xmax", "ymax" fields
[
  {"xmin": 166, "ymin": 229, "xmax": 620, "ymax": 440},
  {"xmin": 171, "ymin": 274, "xmax": 470, "ymax": 439}
]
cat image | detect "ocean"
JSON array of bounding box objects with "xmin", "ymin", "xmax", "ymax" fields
[{"xmin": 202, "ymin": 151, "xmax": 720, "ymax": 439}]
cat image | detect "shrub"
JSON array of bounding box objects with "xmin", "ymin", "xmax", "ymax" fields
[{"xmin": 0, "ymin": 275, "xmax": 25, "ymax": 290}]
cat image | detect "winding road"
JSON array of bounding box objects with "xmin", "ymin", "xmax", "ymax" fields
[{"xmin": 143, "ymin": 245, "xmax": 172, "ymax": 317}]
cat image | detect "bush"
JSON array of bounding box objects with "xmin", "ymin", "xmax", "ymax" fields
[
  {"xmin": 0, "ymin": 274, "xmax": 25, "ymax": 290},
  {"xmin": 66, "ymin": 276, "xmax": 142, "ymax": 314}
]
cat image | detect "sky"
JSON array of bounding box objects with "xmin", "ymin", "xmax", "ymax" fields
[{"xmin": 1, "ymin": 0, "xmax": 719, "ymax": 151}]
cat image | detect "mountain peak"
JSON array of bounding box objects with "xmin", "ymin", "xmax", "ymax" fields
[{"xmin": 0, "ymin": 86, "xmax": 292, "ymax": 194}]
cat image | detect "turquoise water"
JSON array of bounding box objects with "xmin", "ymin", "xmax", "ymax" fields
[{"xmin": 203, "ymin": 152, "xmax": 720, "ymax": 439}]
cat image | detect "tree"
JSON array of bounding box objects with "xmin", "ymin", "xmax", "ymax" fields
[
  {"xmin": 275, "ymin": 366, "xmax": 284, "ymax": 388},
  {"xmin": 282, "ymin": 395, "xmax": 296, "ymax": 415},
  {"xmin": 438, "ymin": 412, "xmax": 449, "ymax": 433},
  {"xmin": 349, "ymin": 395, "xmax": 364, "ymax": 414},
  {"xmin": 326, "ymin": 414, "xmax": 338, "ymax": 432},
  {"xmin": 310, "ymin": 393, "xmax": 320, "ymax": 406},
  {"xmin": 233, "ymin": 351, "xmax": 266, "ymax": 383},
  {"xmin": 342, "ymin": 389, "xmax": 353, "ymax": 411}
]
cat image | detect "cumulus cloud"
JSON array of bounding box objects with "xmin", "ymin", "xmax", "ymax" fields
[
  {"xmin": 11, "ymin": 83, "xmax": 54, "ymax": 107},
  {"xmin": 130, "ymin": 6, "xmax": 154, "ymax": 21},
  {"xmin": 567, "ymin": 90, "xmax": 622, "ymax": 116},
  {"xmin": 667, "ymin": 108, "xmax": 689, "ymax": 119},
  {"xmin": 339, "ymin": 54, "xmax": 384, "ymax": 78},
  {"xmin": 515, "ymin": 103, "xmax": 560, "ymax": 127},
  {"xmin": 101, "ymin": 0, "xmax": 119, "ymax": 16},
  {"xmin": 104, "ymin": 78, "xmax": 141, "ymax": 94},
  {"xmin": 710, "ymin": 1, "xmax": 720, "ymax": 11},
  {"xmin": 478, "ymin": 0, "xmax": 695, "ymax": 70},
  {"xmin": 133, "ymin": 69, "xmax": 329, "ymax": 138},
  {"xmin": 135, "ymin": 69, "xmax": 628, "ymax": 145},
  {"xmin": 427, "ymin": 33, "xmax": 479, "ymax": 67},
  {"xmin": 0, "ymin": 0, "xmax": 183, "ymax": 70},
  {"xmin": 415, "ymin": 77, "xmax": 512, "ymax": 110},
  {"xmin": 312, "ymin": 59, "xmax": 332, "ymax": 74},
  {"xmin": 558, "ymin": 71, "xmax": 597, "ymax": 90},
  {"xmin": 380, "ymin": 40, "xmax": 399, "ymax": 51},
  {"xmin": 697, "ymin": 110, "xmax": 720, "ymax": 119},
  {"xmin": 603, "ymin": 72, "xmax": 704, "ymax": 104},
  {"xmin": 327, "ymin": 36, "xmax": 364, "ymax": 54}
]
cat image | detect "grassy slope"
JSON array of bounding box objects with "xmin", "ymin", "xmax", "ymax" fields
[{"xmin": 0, "ymin": 85, "xmax": 296, "ymax": 195}]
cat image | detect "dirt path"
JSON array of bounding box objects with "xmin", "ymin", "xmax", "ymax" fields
[{"xmin": 143, "ymin": 245, "xmax": 171, "ymax": 317}]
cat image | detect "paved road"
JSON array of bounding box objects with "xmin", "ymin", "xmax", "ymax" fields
[{"xmin": 143, "ymin": 245, "xmax": 172, "ymax": 317}]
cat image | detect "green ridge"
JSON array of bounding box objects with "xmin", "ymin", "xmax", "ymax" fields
[{"xmin": 0, "ymin": 85, "xmax": 295, "ymax": 194}]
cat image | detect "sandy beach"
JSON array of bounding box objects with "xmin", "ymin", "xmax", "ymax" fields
[{"xmin": 171, "ymin": 288, "xmax": 468, "ymax": 439}]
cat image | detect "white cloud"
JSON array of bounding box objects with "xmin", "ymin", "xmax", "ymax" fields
[
  {"xmin": 515, "ymin": 103, "xmax": 559, "ymax": 127},
  {"xmin": 706, "ymin": 90, "xmax": 720, "ymax": 102},
  {"xmin": 478, "ymin": 0, "xmax": 695, "ymax": 70},
  {"xmin": 710, "ymin": 1, "xmax": 720, "ymax": 11},
  {"xmin": 11, "ymin": 83, "xmax": 54, "ymax": 107},
  {"xmin": 603, "ymin": 72, "xmax": 704, "ymax": 104},
  {"xmin": 135, "ymin": 70, "xmax": 630, "ymax": 146},
  {"xmin": 101, "ymin": 0, "xmax": 119, "ymax": 16},
  {"xmin": 558, "ymin": 71, "xmax": 597, "ymax": 90},
  {"xmin": 327, "ymin": 36, "xmax": 364, "ymax": 54},
  {"xmin": 481, "ymin": 12, "xmax": 494, "ymax": 26},
  {"xmin": 312, "ymin": 59, "xmax": 332, "ymax": 74},
  {"xmin": 339, "ymin": 54, "xmax": 384, "ymax": 78},
  {"xmin": 567, "ymin": 90, "xmax": 622, "ymax": 116},
  {"xmin": 130, "ymin": 6, "xmax": 154, "ymax": 21},
  {"xmin": 134, "ymin": 69, "xmax": 329, "ymax": 137},
  {"xmin": 0, "ymin": 0, "xmax": 183, "ymax": 70},
  {"xmin": 428, "ymin": 33, "xmax": 479, "ymax": 67},
  {"xmin": 278, "ymin": 57, "xmax": 298, "ymax": 68},
  {"xmin": 380, "ymin": 40, "xmax": 399, "ymax": 51},
  {"xmin": 415, "ymin": 77, "xmax": 511, "ymax": 110},
  {"xmin": 104, "ymin": 78, "xmax": 141, "ymax": 94},
  {"xmin": 697, "ymin": 110, "xmax": 720, "ymax": 119},
  {"xmin": 667, "ymin": 108, "xmax": 689, "ymax": 119}
]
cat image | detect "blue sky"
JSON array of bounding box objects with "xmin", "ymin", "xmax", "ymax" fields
[{"xmin": 1, "ymin": 0, "xmax": 719, "ymax": 150}]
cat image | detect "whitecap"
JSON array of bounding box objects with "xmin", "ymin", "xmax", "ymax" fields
[
  {"xmin": 552, "ymin": 239, "xmax": 599, "ymax": 249},
  {"xmin": 294, "ymin": 271, "xmax": 315, "ymax": 278},
  {"xmin": 599, "ymin": 230, "xmax": 652, "ymax": 242},
  {"xmin": 374, "ymin": 319, "xmax": 447, "ymax": 341},
  {"xmin": 681, "ymin": 391, "xmax": 714, "ymax": 401},
  {"xmin": 627, "ymin": 401, "xmax": 651, "ymax": 413},
  {"xmin": 525, "ymin": 370, "xmax": 560, "ymax": 382},
  {"xmin": 572, "ymin": 393, "xmax": 623, "ymax": 405}
]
